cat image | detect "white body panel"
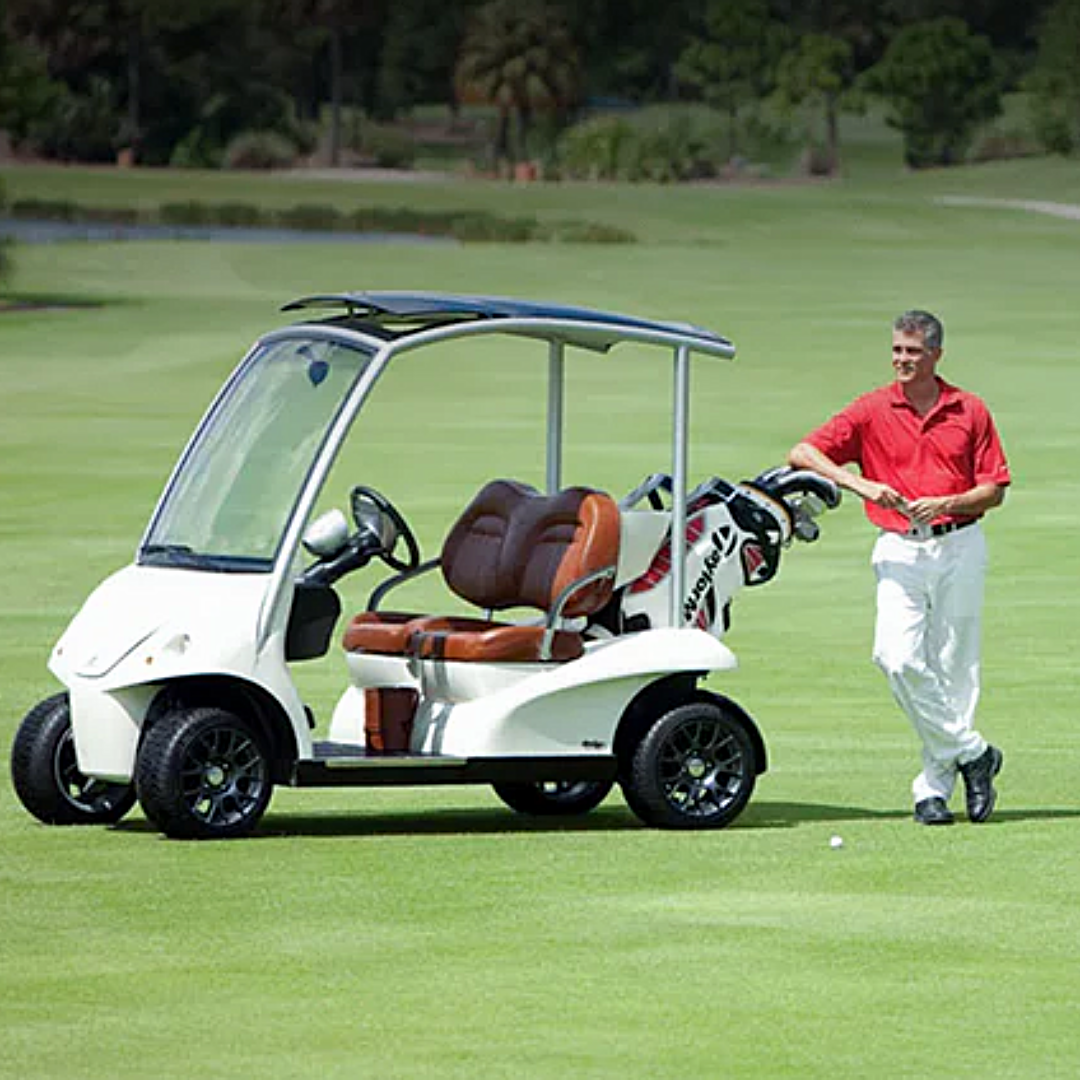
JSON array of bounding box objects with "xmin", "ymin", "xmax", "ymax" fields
[
  {"xmin": 415, "ymin": 629, "xmax": 736, "ymax": 757},
  {"xmin": 329, "ymin": 628, "xmax": 737, "ymax": 757},
  {"xmin": 341, "ymin": 651, "xmax": 418, "ymax": 692},
  {"xmin": 47, "ymin": 565, "xmax": 308, "ymax": 780},
  {"xmin": 327, "ymin": 686, "xmax": 367, "ymax": 745}
]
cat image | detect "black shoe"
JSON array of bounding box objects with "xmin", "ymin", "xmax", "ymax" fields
[
  {"xmin": 914, "ymin": 797, "xmax": 955, "ymax": 826},
  {"xmin": 960, "ymin": 745, "xmax": 1003, "ymax": 823}
]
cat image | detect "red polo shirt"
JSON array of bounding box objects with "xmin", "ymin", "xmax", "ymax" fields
[{"xmin": 805, "ymin": 378, "xmax": 1011, "ymax": 532}]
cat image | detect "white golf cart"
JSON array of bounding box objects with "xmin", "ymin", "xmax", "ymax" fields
[{"xmin": 10, "ymin": 293, "xmax": 838, "ymax": 840}]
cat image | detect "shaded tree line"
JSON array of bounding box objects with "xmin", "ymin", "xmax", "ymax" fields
[{"xmin": 2, "ymin": 0, "xmax": 1079, "ymax": 172}]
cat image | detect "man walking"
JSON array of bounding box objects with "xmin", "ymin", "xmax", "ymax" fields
[{"xmin": 788, "ymin": 310, "xmax": 1010, "ymax": 825}]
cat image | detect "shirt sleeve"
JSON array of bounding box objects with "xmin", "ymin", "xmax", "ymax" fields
[
  {"xmin": 971, "ymin": 399, "xmax": 1011, "ymax": 487},
  {"xmin": 804, "ymin": 399, "xmax": 864, "ymax": 468}
]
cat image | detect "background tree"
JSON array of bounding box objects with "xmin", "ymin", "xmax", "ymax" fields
[
  {"xmin": 0, "ymin": 7, "xmax": 62, "ymax": 146},
  {"xmin": 566, "ymin": 0, "xmax": 700, "ymax": 103},
  {"xmin": 144, "ymin": 1, "xmax": 298, "ymax": 166},
  {"xmin": 5, "ymin": 0, "xmax": 302, "ymax": 164},
  {"xmin": 0, "ymin": 0, "xmax": 1061, "ymax": 172},
  {"xmin": 454, "ymin": 0, "xmax": 581, "ymax": 169},
  {"xmin": 5, "ymin": 0, "xmax": 125, "ymax": 158},
  {"xmin": 773, "ymin": 0, "xmax": 888, "ymax": 71},
  {"xmin": 675, "ymin": 0, "xmax": 791, "ymax": 159},
  {"xmin": 862, "ymin": 16, "xmax": 1002, "ymax": 168},
  {"xmin": 772, "ymin": 33, "xmax": 854, "ymax": 174},
  {"xmin": 883, "ymin": 0, "xmax": 1054, "ymax": 83},
  {"xmin": 265, "ymin": 0, "xmax": 388, "ymax": 166},
  {"xmin": 376, "ymin": 0, "xmax": 469, "ymax": 119},
  {"xmin": 1026, "ymin": 0, "xmax": 1080, "ymax": 154}
]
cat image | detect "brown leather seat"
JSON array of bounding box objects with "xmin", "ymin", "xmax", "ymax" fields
[
  {"xmin": 342, "ymin": 611, "xmax": 419, "ymax": 655},
  {"xmin": 342, "ymin": 480, "xmax": 621, "ymax": 663},
  {"xmin": 409, "ymin": 616, "xmax": 585, "ymax": 663}
]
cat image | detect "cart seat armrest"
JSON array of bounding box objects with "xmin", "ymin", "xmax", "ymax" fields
[{"xmin": 540, "ymin": 565, "xmax": 617, "ymax": 660}]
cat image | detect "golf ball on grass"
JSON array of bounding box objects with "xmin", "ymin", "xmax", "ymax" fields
[{"xmin": 829, "ymin": 835, "xmax": 844, "ymax": 849}]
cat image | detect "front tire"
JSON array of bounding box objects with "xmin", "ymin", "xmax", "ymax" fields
[
  {"xmin": 135, "ymin": 706, "xmax": 273, "ymax": 840},
  {"xmin": 10, "ymin": 693, "xmax": 137, "ymax": 825},
  {"xmin": 622, "ymin": 700, "xmax": 758, "ymax": 829},
  {"xmin": 492, "ymin": 779, "xmax": 613, "ymax": 816}
]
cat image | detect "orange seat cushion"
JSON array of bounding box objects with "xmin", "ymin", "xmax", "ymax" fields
[
  {"xmin": 342, "ymin": 611, "xmax": 423, "ymax": 655},
  {"xmin": 410, "ymin": 621, "xmax": 584, "ymax": 663},
  {"xmin": 343, "ymin": 611, "xmax": 583, "ymax": 663}
]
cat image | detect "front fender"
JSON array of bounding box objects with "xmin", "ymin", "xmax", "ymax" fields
[{"xmin": 48, "ymin": 564, "xmax": 310, "ymax": 774}]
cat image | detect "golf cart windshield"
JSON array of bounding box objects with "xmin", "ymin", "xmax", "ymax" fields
[{"xmin": 140, "ymin": 336, "xmax": 374, "ymax": 571}]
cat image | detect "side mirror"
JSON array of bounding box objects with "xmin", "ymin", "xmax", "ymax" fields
[
  {"xmin": 302, "ymin": 509, "xmax": 350, "ymax": 558},
  {"xmin": 352, "ymin": 494, "xmax": 398, "ymax": 552}
]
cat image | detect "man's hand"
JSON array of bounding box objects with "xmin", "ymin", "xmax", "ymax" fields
[
  {"xmin": 904, "ymin": 496, "xmax": 952, "ymax": 524},
  {"xmin": 857, "ymin": 479, "xmax": 910, "ymax": 512}
]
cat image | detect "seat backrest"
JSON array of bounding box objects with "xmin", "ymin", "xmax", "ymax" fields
[{"xmin": 440, "ymin": 479, "xmax": 620, "ymax": 616}]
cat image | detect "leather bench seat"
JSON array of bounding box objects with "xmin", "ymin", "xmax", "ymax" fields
[
  {"xmin": 342, "ymin": 479, "xmax": 620, "ymax": 665},
  {"xmin": 342, "ymin": 612, "xmax": 584, "ymax": 663},
  {"xmin": 410, "ymin": 617, "xmax": 583, "ymax": 663}
]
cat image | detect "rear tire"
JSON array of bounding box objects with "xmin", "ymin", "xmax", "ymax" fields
[
  {"xmin": 135, "ymin": 706, "xmax": 273, "ymax": 840},
  {"xmin": 622, "ymin": 700, "xmax": 757, "ymax": 829},
  {"xmin": 492, "ymin": 779, "xmax": 613, "ymax": 816},
  {"xmin": 10, "ymin": 693, "xmax": 136, "ymax": 825}
]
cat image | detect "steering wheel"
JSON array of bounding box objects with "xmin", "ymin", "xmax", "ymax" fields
[{"xmin": 349, "ymin": 485, "xmax": 422, "ymax": 573}]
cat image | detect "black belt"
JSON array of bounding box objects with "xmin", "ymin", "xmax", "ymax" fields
[{"xmin": 899, "ymin": 518, "xmax": 978, "ymax": 540}]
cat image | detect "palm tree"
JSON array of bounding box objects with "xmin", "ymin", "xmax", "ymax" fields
[{"xmin": 454, "ymin": 0, "xmax": 581, "ymax": 170}]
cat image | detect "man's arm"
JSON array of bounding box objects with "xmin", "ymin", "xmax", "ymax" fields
[{"xmin": 788, "ymin": 441, "xmax": 909, "ymax": 512}]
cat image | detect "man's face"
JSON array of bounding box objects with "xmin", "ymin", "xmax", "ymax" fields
[{"xmin": 891, "ymin": 329, "xmax": 940, "ymax": 385}]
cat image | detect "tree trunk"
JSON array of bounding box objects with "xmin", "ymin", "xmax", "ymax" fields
[
  {"xmin": 825, "ymin": 91, "xmax": 840, "ymax": 175},
  {"xmin": 517, "ymin": 102, "xmax": 533, "ymax": 163},
  {"xmin": 494, "ymin": 107, "xmax": 510, "ymax": 168},
  {"xmin": 329, "ymin": 23, "xmax": 343, "ymax": 167},
  {"xmin": 125, "ymin": 18, "xmax": 141, "ymax": 160}
]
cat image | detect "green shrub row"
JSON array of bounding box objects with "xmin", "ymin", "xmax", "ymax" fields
[
  {"xmin": 341, "ymin": 114, "xmax": 417, "ymax": 169},
  {"xmin": 555, "ymin": 105, "xmax": 792, "ymax": 183},
  {"xmin": 4, "ymin": 198, "xmax": 635, "ymax": 244},
  {"xmin": 222, "ymin": 130, "xmax": 301, "ymax": 171}
]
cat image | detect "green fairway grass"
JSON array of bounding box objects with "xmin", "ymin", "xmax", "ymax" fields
[{"xmin": 2, "ymin": 152, "xmax": 1080, "ymax": 1079}]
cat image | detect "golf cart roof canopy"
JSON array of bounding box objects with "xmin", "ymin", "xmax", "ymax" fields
[{"xmin": 281, "ymin": 291, "xmax": 736, "ymax": 359}]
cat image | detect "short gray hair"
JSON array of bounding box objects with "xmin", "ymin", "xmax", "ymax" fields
[{"xmin": 894, "ymin": 309, "xmax": 944, "ymax": 351}]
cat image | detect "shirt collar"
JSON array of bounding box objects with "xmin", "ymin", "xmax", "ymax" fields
[{"xmin": 888, "ymin": 377, "xmax": 961, "ymax": 415}]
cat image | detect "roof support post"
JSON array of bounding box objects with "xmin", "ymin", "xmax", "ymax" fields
[
  {"xmin": 546, "ymin": 340, "xmax": 565, "ymax": 493},
  {"xmin": 670, "ymin": 344, "xmax": 691, "ymax": 627}
]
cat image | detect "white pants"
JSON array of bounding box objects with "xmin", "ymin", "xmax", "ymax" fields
[{"xmin": 871, "ymin": 525, "xmax": 988, "ymax": 803}]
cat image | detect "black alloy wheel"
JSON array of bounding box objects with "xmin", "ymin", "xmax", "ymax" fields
[
  {"xmin": 623, "ymin": 700, "xmax": 757, "ymax": 829},
  {"xmin": 136, "ymin": 706, "xmax": 273, "ymax": 840},
  {"xmin": 11, "ymin": 692, "xmax": 137, "ymax": 825},
  {"xmin": 492, "ymin": 779, "xmax": 614, "ymax": 816}
]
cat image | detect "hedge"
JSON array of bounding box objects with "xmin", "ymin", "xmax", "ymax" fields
[{"xmin": 4, "ymin": 199, "xmax": 636, "ymax": 244}]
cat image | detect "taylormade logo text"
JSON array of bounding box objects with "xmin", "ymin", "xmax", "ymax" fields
[{"xmin": 683, "ymin": 529, "xmax": 729, "ymax": 623}]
